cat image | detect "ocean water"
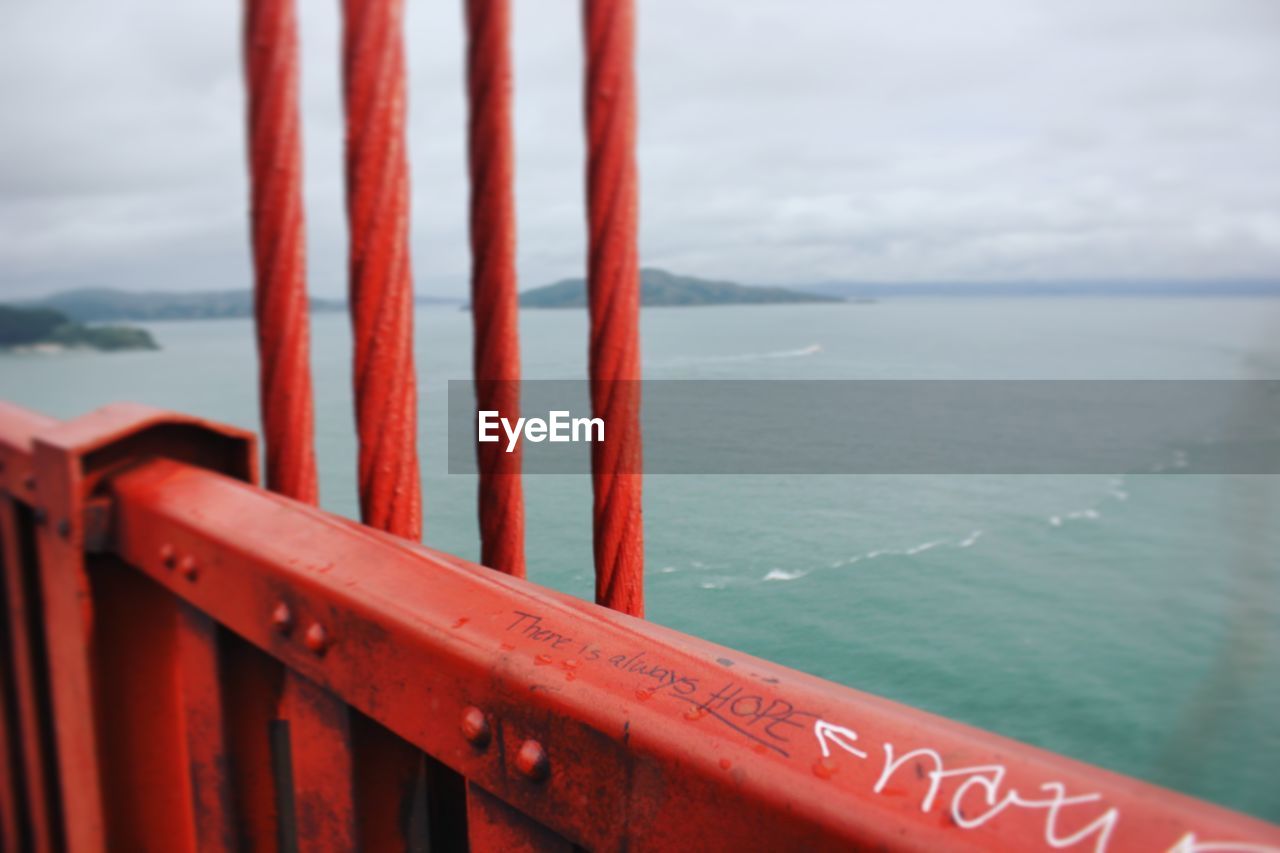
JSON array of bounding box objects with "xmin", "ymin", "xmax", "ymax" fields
[{"xmin": 2, "ymin": 298, "xmax": 1279, "ymax": 821}]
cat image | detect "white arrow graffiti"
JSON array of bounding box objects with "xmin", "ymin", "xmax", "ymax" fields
[{"xmin": 813, "ymin": 719, "xmax": 868, "ymax": 760}]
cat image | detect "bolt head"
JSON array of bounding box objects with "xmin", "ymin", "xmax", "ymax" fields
[
  {"xmin": 272, "ymin": 602, "xmax": 293, "ymax": 634},
  {"xmin": 56, "ymin": 518, "xmax": 71, "ymax": 539},
  {"xmin": 160, "ymin": 544, "xmax": 177, "ymax": 569},
  {"xmin": 514, "ymin": 739, "xmax": 549, "ymax": 782},
  {"xmin": 460, "ymin": 706, "xmax": 490, "ymax": 748},
  {"xmin": 304, "ymin": 623, "xmax": 328, "ymax": 655},
  {"xmin": 179, "ymin": 555, "xmax": 198, "ymax": 581}
]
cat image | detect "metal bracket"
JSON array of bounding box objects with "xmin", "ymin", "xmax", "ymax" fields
[{"xmin": 24, "ymin": 403, "xmax": 255, "ymax": 850}]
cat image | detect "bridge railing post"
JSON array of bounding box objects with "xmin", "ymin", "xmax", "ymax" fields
[{"xmin": 2, "ymin": 403, "xmax": 257, "ymax": 851}]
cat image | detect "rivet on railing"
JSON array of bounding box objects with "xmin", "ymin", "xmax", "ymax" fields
[
  {"xmin": 304, "ymin": 623, "xmax": 329, "ymax": 655},
  {"xmin": 23, "ymin": 475, "xmax": 35, "ymax": 492},
  {"xmin": 514, "ymin": 739, "xmax": 549, "ymax": 782},
  {"xmin": 460, "ymin": 706, "xmax": 491, "ymax": 749},
  {"xmin": 57, "ymin": 518, "xmax": 71, "ymax": 539},
  {"xmin": 272, "ymin": 602, "xmax": 294, "ymax": 635},
  {"xmin": 160, "ymin": 544, "xmax": 177, "ymax": 570},
  {"xmin": 180, "ymin": 555, "xmax": 199, "ymax": 581}
]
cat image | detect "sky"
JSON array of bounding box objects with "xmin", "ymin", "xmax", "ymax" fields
[{"xmin": 1, "ymin": 0, "xmax": 1278, "ymax": 299}]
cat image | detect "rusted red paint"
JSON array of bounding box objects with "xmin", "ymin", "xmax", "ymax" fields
[
  {"xmin": 583, "ymin": 0, "xmax": 645, "ymax": 617},
  {"xmin": 466, "ymin": 0, "xmax": 526, "ymax": 580},
  {"xmin": 174, "ymin": 604, "xmax": 237, "ymax": 849},
  {"xmin": 280, "ymin": 672, "xmax": 358, "ymax": 850},
  {"xmin": 275, "ymin": 598, "xmax": 361, "ymax": 849},
  {"xmin": 0, "ymin": 637, "xmax": 19, "ymax": 852},
  {"xmin": 513, "ymin": 739, "xmax": 549, "ymax": 783},
  {"xmin": 466, "ymin": 782, "xmax": 571, "ymax": 853},
  {"xmin": 461, "ymin": 706, "xmax": 492, "ymax": 749},
  {"xmin": 92, "ymin": 557, "xmax": 218, "ymax": 849},
  {"xmin": 0, "ymin": 405, "xmax": 258, "ymax": 851},
  {"xmin": 0, "ymin": 492, "xmax": 60, "ymax": 853},
  {"xmin": 31, "ymin": 424, "xmax": 120, "ymax": 850},
  {"xmin": 220, "ymin": 632, "xmax": 286, "ymax": 851},
  {"xmin": 0, "ymin": 403, "xmax": 56, "ymax": 501}
]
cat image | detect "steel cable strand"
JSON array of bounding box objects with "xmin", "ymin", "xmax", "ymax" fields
[
  {"xmin": 584, "ymin": 0, "xmax": 644, "ymax": 616},
  {"xmin": 342, "ymin": 0, "xmax": 422, "ymax": 539},
  {"xmin": 466, "ymin": 0, "xmax": 526, "ymax": 577},
  {"xmin": 245, "ymin": 0, "xmax": 318, "ymax": 504}
]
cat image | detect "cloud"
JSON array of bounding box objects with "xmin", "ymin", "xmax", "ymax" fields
[{"xmin": 1, "ymin": 0, "xmax": 1278, "ymax": 298}]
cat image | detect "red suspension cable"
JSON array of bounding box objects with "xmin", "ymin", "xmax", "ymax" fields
[
  {"xmin": 342, "ymin": 0, "xmax": 422, "ymax": 540},
  {"xmin": 339, "ymin": 4, "xmax": 426, "ymax": 848},
  {"xmin": 244, "ymin": 0, "xmax": 318, "ymax": 505},
  {"xmin": 466, "ymin": 0, "xmax": 526, "ymax": 578},
  {"xmin": 246, "ymin": 5, "xmax": 365, "ymax": 850},
  {"xmin": 583, "ymin": 0, "xmax": 644, "ymax": 615}
]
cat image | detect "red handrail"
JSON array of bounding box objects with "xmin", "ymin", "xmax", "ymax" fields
[{"xmin": 2, "ymin": 402, "xmax": 1277, "ymax": 850}]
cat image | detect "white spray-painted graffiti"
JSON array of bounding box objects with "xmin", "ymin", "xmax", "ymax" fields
[
  {"xmin": 501, "ymin": 609, "xmax": 1276, "ymax": 852},
  {"xmin": 813, "ymin": 720, "xmax": 1278, "ymax": 853}
]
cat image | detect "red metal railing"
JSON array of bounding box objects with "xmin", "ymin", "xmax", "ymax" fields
[
  {"xmin": 4, "ymin": 0, "xmax": 1279, "ymax": 850},
  {"xmin": 2, "ymin": 402, "xmax": 1278, "ymax": 850}
]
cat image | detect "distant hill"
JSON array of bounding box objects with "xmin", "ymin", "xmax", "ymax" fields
[
  {"xmin": 804, "ymin": 279, "xmax": 1280, "ymax": 299},
  {"xmin": 0, "ymin": 304, "xmax": 157, "ymax": 352},
  {"xmin": 520, "ymin": 268, "xmax": 841, "ymax": 309},
  {"xmin": 20, "ymin": 288, "xmax": 346, "ymax": 322},
  {"xmin": 18, "ymin": 288, "xmax": 463, "ymax": 321}
]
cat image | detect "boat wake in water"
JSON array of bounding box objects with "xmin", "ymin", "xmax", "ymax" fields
[
  {"xmin": 650, "ymin": 343, "xmax": 822, "ymax": 369},
  {"xmin": 761, "ymin": 529, "xmax": 985, "ymax": 583}
]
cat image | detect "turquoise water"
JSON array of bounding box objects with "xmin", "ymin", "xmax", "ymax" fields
[{"xmin": 2, "ymin": 298, "xmax": 1279, "ymax": 821}]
